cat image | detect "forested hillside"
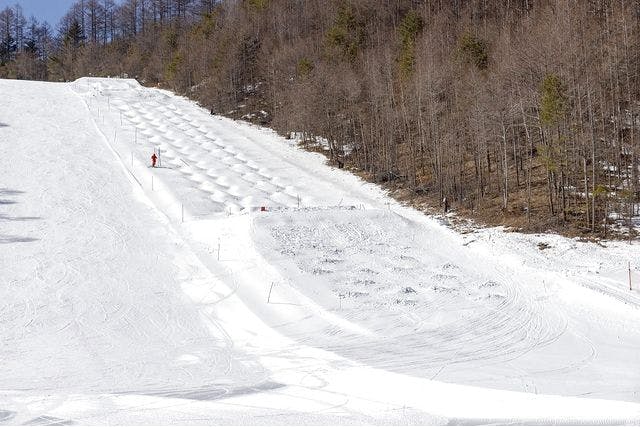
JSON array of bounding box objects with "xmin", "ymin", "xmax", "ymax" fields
[{"xmin": 2, "ymin": 0, "xmax": 639, "ymax": 236}]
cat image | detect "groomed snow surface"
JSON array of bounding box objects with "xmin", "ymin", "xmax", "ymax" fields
[{"xmin": 1, "ymin": 77, "xmax": 640, "ymax": 425}]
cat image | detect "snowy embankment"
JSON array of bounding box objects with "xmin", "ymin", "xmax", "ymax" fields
[{"xmin": 0, "ymin": 77, "xmax": 639, "ymax": 424}]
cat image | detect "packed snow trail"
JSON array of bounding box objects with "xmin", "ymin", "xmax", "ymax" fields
[
  {"xmin": 0, "ymin": 78, "xmax": 639, "ymax": 424},
  {"xmin": 0, "ymin": 80, "xmax": 282, "ymax": 422},
  {"xmin": 74, "ymin": 77, "xmax": 640, "ymax": 400}
]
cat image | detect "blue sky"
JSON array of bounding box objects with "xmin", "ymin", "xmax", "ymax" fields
[{"xmin": 0, "ymin": 0, "xmax": 77, "ymax": 26}]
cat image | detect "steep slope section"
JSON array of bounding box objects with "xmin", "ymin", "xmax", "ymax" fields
[
  {"xmin": 71, "ymin": 77, "xmax": 640, "ymax": 403},
  {"xmin": 0, "ymin": 78, "xmax": 639, "ymax": 424},
  {"xmin": 0, "ymin": 80, "xmax": 284, "ymax": 423}
]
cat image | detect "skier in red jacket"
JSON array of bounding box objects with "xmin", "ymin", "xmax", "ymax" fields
[{"xmin": 151, "ymin": 152, "xmax": 157, "ymax": 168}]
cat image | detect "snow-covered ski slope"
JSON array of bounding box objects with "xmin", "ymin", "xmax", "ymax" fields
[{"xmin": 1, "ymin": 77, "xmax": 640, "ymax": 425}]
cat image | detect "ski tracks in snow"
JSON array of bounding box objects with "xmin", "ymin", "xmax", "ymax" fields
[
  {"xmin": 253, "ymin": 209, "xmax": 569, "ymax": 383},
  {"xmin": 0, "ymin": 77, "xmax": 622, "ymax": 422},
  {"xmin": 71, "ymin": 77, "xmax": 634, "ymax": 400},
  {"xmin": 1, "ymin": 80, "xmax": 280, "ymax": 425}
]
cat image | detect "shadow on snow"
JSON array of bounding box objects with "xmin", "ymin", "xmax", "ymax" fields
[{"xmin": 0, "ymin": 188, "xmax": 40, "ymax": 244}]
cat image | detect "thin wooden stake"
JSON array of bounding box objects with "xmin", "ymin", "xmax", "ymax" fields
[
  {"xmin": 217, "ymin": 238, "xmax": 221, "ymax": 261},
  {"xmin": 151, "ymin": 175, "xmax": 154, "ymax": 191},
  {"xmin": 630, "ymin": 261, "xmax": 633, "ymax": 291},
  {"xmin": 181, "ymin": 203, "xmax": 184, "ymax": 223},
  {"xmin": 267, "ymin": 282, "xmax": 275, "ymax": 303}
]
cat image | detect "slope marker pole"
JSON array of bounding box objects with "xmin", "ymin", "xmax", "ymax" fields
[
  {"xmin": 267, "ymin": 282, "xmax": 275, "ymax": 303},
  {"xmin": 151, "ymin": 175, "xmax": 154, "ymax": 191},
  {"xmin": 630, "ymin": 261, "xmax": 633, "ymax": 291}
]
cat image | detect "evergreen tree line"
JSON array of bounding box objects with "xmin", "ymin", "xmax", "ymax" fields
[{"xmin": 3, "ymin": 0, "xmax": 640, "ymax": 236}]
